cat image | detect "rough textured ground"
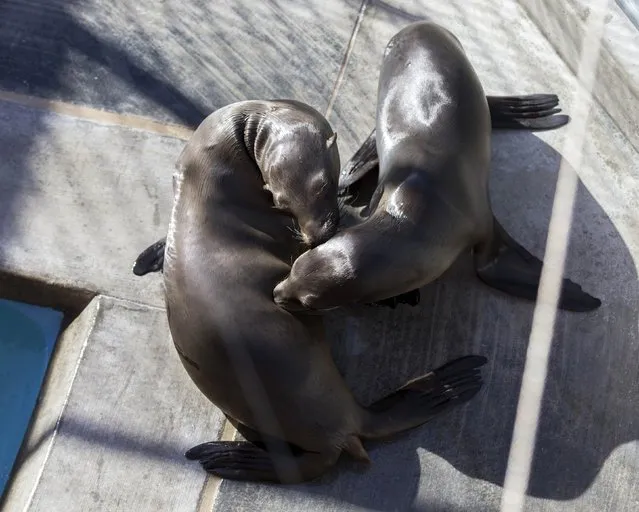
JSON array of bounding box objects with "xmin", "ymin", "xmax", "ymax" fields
[{"xmin": 0, "ymin": 0, "xmax": 637, "ymax": 510}]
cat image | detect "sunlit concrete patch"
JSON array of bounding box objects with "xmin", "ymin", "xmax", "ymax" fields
[
  {"xmin": 0, "ymin": 100, "xmax": 183, "ymax": 307},
  {"xmin": 520, "ymin": 0, "xmax": 639, "ymax": 153},
  {"xmin": 5, "ymin": 296, "xmax": 223, "ymax": 512}
]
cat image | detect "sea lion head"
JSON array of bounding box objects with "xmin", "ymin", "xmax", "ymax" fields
[
  {"xmin": 261, "ymin": 119, "xmax": 341, "ymax": 247},
  {"xmin": 273, "ymin": 235, "xmax": 357, "ymax": 311}
]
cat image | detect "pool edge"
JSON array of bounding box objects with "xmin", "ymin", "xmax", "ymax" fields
[{"xmin": 0, "ymin": 297, "xmax": 102, "ymax": 511}]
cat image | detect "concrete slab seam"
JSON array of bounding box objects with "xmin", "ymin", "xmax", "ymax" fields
[
  {"xmin": 325, "ymin": 0, "xmax": 370, "ymax": 119},
  {"xmin": 0, "ymin": 90, "xmax": 194, "ymax": 141},
  {"xmin": 198, "ymin": 418, "xmax": 239, "ymax": 512},
  {"xmin": 21, "ymin": 298, "xmax": 102, "ymax": 512},
  {"xmin": 99, "ymin": 293, "xmax": 166, "ymax": 312}
]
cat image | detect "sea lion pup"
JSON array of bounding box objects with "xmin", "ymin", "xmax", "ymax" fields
[
  {"xmin": 159, "ymin": 99, "xmax": 486, "ymax": 483},
  {"xmin": 132, "ymin": 95, "xmax": 569, "ymax": 276},
  {"xmin": 272, "ymin": 22, "xmax": 601, "ymax": 313}
]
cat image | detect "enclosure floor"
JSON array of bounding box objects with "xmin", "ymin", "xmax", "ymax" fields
[{"xmin": 0, "ymin": 0, "xmax": 637, "ymax": 511}]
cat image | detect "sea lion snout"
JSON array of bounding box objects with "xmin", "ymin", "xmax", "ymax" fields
[
  {"xmin": 300, "ymin": 215, "xmax": 337, "ymax": 247},
  {"xmin": 273, "ymin": 277, "xmax": 325, "ymax": 313},
  {"xmin": 273, "ymin": 294, "xmax": 306, "ymax": 311},
  {"xmin": 273, "ymin": 279, "xmax": 307, "ymax": 310}
]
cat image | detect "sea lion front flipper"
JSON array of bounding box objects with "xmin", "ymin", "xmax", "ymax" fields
[
  {"xmin": 473, "ymin": 218, "xmax": 602, "ymax": 312},
  {"xmin": 487, "ymin": 94, "xmax": 570, "ymax": 131},
  {"xmin": 132, "ymin": 237, "xmax": 166, "ymax": 276},
  {"xmin": 369, "ymin": 289, "xmax": 421, "ymax": 309},
  {"xmin": 361, "ymin": 355, "xmax": 486, "ymax": 440},
  {"xmin": 338, "ymin": 129, "xmax": 379, "ymax": 197},
  {"xmin": 185, "ymin": 440, "xmax": 340, "ymax": 484}
]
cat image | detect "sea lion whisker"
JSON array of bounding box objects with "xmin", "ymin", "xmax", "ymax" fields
[{"xmin": 286, "ymin": 224, "xmax": 304, "ymax": 242}]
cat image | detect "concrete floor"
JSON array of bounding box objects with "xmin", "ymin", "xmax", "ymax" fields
[{"xmin": 0, "ymin": 0, "xmax": 637, "ymax": 511}]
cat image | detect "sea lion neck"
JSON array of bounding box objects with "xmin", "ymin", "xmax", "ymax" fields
[{"xmin": 242, "ymin": 106, "xmax": 279, "ymax": 185}]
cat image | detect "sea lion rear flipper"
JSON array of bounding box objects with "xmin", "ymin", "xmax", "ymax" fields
[
  {"xmin": 224, "ymin": 415, "xmax": 307, "ymax": 455},
  {"xmin": 369, "ymin": 289, "xmax": 421, "ymax": 309},
  {"xmin": 132, "ymin": 237, "xmax": 166, "ymax": 276},
  {"xmin": 185, "ymin": 440, "xmax": 340, "ymax": 484},
  {"xmin": 487, "ymin": 94, "xmax": 570, "ymax": 131},
  {"xmin": 473, "ymin": 218, "xmax": 601, "ymax": 312},
  {"xmin": 360, "ymin": 355, "xmax": 486, "ymax": 439}
]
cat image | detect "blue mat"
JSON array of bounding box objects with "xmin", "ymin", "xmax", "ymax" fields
[{"xmin": 0, "ymin": 299, "xmax": 63, "ymax": 498}]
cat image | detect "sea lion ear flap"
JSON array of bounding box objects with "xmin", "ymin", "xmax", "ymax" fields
[{"xmin": 326, "ymin": 132, "xmax": 337, "ymax": 149}]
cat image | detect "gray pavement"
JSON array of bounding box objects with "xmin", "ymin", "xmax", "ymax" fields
[
  {"xmin": 3, "ymin": 297, "xmax": 223, "ymax": 511},
  {"xmin": 522, "ymin": 0, "xmax": 639, "ymax": 153},
  {"xmin": 0, "ymin": 0, "xmax": 637, "ymax": 511}
]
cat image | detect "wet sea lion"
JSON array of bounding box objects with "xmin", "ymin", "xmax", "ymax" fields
[
  {"xmin": 272, "ymin": 21, "xmax": 601, "ymax": 313},
  {"xmin": 158, "ymin": 99, "xmax": 486, "ymax": 483}
]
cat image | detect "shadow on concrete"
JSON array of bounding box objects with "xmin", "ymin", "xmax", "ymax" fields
[
  {"xmin": 14, "ymin": 417, "xmax": 196, "ymax": 477},
  {"xmin": 56, "ymin": 417, "xmax": 198, "ymax": 469},
  {"xmin": 0, "ymin": 0, "xmax": 209, "ymax": 274},
  {"xmin": 0, "ymin": 1, "xmax": 208, "ymax": 126},
  {"xmin": 292, "ymin": 128, "xmax": 637, "ymax": 510},
  {"xmin": 1, "ymin": 0, "xmax": 636, "ymax": 509}
]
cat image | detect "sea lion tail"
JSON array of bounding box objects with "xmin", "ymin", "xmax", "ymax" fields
[
  {"xmin": 132, "ymin": 237, "xmax": 166, "ymax": 276},
  {"xmin": 359, "ymin": 355, "xmax": 486, "ymax": 440},
  {"xmin": 474, "ymin": 218, "xmax": 602, "ymax": 312},
  {"xmin": 487, "ymin": 94, "xmax": 570, "ymax": 131}
]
